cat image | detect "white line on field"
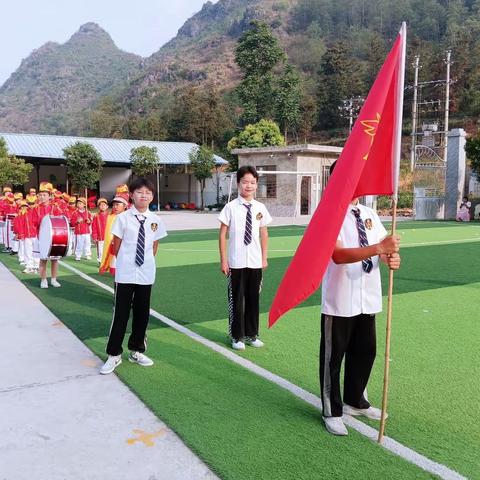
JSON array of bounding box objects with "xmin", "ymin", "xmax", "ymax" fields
[{"xmin": 59, "ymin": 260, "xmax": 466, "ymax": 480}]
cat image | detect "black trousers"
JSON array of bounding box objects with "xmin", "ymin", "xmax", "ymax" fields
[
  {"xmin": 106, "ymin": 283, "xmax": 152, "ymax": 356},
  {"xmin": 228, "ymin": 268, "xmax": 262, "ymax": 341},
  {"xmin": 319, "ymin": 313, "xmax": 376, "ymax": 417}
]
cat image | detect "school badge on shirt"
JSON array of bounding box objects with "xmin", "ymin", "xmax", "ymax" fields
[
  {"xmin": 364, "ymin": 218, "xmax": 373, "ymax": 230},
  {"xmin": 151, "ymin": 223, "xmax": 158, "ymax": 232},
  {"xmin": 256, "ymin": 212, "xmax": 263, "ymax": 221}
]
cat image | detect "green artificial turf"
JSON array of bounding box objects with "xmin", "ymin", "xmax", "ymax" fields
[
  {"xmin": 4, "ymin": 220, "xmax": 479, "ymax": 479},
  {"xmin": 1, "ymin": 253, "xmax": 434, "ymax": 480}
]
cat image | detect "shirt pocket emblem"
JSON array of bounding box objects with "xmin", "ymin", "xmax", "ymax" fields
[
  {"xmin": 364, "ymin": 218, "xmax": 373, "ymax": 230},
  {"xmin": 256, "ymin": 212, "xmax": 263, "ymax": 221},
  {"xmin": 151, "ymin": 223, "xmax": 158, "ymax": 232}
]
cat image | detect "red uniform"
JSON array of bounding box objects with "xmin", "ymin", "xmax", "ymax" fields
[
  {"xmin": 31, "ymin": 203, "xmax": 63, "ymax": 236},
  {"xmin": 13, "ymin": 207, "xmax": 36, "ymax": 237},
  {"xmin": 92, "ymin": 211, "xmax": 109, "ymax": 242},
  {"xmin": 70, "ymin": 209, "xmax": 93, "ymax": 235}
]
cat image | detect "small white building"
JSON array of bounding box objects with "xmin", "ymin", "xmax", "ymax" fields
[
  {"xmin": 1, "ymin": 132, "xmax": 229, "ymax": 208},
  {"xmin": 232, "ymin": 144, "xmax": 343, "ymax": 216}
]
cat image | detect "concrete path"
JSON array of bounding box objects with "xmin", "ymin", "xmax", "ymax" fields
[{"xmin": 0, "ymin": 261, "xmax": 218, "ymax": 480}]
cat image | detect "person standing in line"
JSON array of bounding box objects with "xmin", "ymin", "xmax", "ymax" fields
[
  {"xmin": 92, "ymin": 197, "xmax": 109, "ymax": 264},
  {"xmin": 31, "ymin": 182, "xmax": 63, "ymax": 288},
  {"xmin": 100, "ymin": 177, "xmax": 167, "ymax": 375},
  {"xmin": 218, "ymin": 165, "xmax": 272, "ymax": 351},
  {"xmin": 70, "ymin": 197, "xmax": 93, "ymax": 261},
  {"xmin": 320, "ymin": 162, "xmax": 401, "ymax": 436}
]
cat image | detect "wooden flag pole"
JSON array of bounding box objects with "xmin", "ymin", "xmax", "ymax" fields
[{"xmin": 378, "ymin": 198, "xmax": 398, "ymax": 443}]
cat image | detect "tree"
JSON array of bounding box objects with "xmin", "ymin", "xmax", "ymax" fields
[
  {"xmin": 0, "ymin": 137, "xmax": 33, "ymax": 188},
  {"xmin": 465, "ymin": 134, "xmax": 480, "ymax": 180},
  {"xmin": 227, "ymin": 119, "xmax": 285, "ymax": 152},
  {"xmin": 275, "ymin": 63, "xmax": 302, "ymax": 142},
  {"xmin": 63, "ymin": 142, "xmax": 104, "ymax": 193},
  {"xmin": 130, "ymin": 146, "xmax": 159, "ymax": 177},
  {"xmin": 317, "ymin": 41, "xmax": 364, "ymax": 130},
  {"xmin": 235, "ymin": 21, "xmax": 286, "ymax": 123},
  {"xmin": 189, "ymin": 145, "xmax": 215, "ymax": 210}
]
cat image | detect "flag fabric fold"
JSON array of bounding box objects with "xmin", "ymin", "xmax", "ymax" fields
[{"xmin": 268, "ymin": 27, "xmax": 405, "ymax": 327}]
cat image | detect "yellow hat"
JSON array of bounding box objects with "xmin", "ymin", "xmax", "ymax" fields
[
  {"xmin": 14, "ymin": 192, "xmax": 24, "ymax": 200},
  {"xmin": 39, "ymin": 181, "xmax": 53, "ymax": 193},
  {"xmin": 97, "ymin": 197, "xmax": 108, "ymax": 206},
  {"xmin": 116, "ymin": 184, "xmax": 129, "ymax": 194},
  {"xmin": 62, "ymin": 192, "xmax": 70, "ymax": 202},
  {"xmin": 3, "ymin": 187, "xmax": 12, "ymax": 193},
  {"xmin": 69, "ymin": 196, "xmax": 77, "ymax": 204},
  {"xmin": 29, "ymin": 188, "xmax": 37, "ymax": 194},
  {"xmin": 53, "ymin": 190, "xmax": 63, "ymax": 198},
  {"xmin": 26, "ymin": 194, "xmax": 37, "ymax": 204},
  {"xmin": 19, "ymin": 200, "xmax": 28, "ymax": 208},
  {"xmin": 77, "ymin": 197, "xmax": 87, "ymax": 205}
]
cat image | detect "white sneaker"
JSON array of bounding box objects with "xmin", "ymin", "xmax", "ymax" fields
[
  {"xmin": 128, "ymin": 351, "xmax": 154, "ymax": 367},
  {"xmin": 343, "ymin": 404, "xmax": 386, "ymax": 421},
  {"xmin": 50, "ymin": 278, "xmax": 61, "ymax": 288},
  {"xmin": 99, "ymin": 355, "xmax": 122, "ymax": 375},
  {"xmin": 246, "ymin": 338, "xmax": 264, "ymax": 348},
  {"xmin": 323, "ymin": 416, "xmax": 348, "ymax": 436},
  {"xmin": 40, "ymin": 279, "xmax": 48, "ymax": 289},
  {"xmin": 75, "ymin": 257, "xmax": 81, "ymax": 261},
  {"xmin": 231, "ymin": 340, "xmax": 246, "ymax": 351}
]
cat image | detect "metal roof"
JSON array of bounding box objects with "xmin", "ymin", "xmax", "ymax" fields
[{"xmin": 0, "ymin": 132, "xmax": 227, "ymax": 165}]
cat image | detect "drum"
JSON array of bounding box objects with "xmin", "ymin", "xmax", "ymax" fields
[
  {"xmin": 5, "ymin": 213, "xmax": 17, "ymax": 249},
  {"xmin": 38, "ymin": 215, "xmax": 70, "ymax": 260}
]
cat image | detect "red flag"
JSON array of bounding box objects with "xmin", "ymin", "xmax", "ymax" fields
[{"xmin": 269, "ymin": 25, "xmax": 406, "ymax": 327}]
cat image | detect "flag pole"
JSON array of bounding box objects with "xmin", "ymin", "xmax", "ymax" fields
[{"xmin": 378, "ymin": 22, "xmax": 406, "ymax": 444}]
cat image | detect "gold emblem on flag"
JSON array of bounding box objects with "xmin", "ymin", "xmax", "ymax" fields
[
  {"xmin": 256, "ymin": 212, "xmax": 263, "ymax": 220},
  {"xmin": 360, "ymin": 112, "xmax": 381, "ymax": 160},
  {"xmin": 364, "ymin": 218, "xmax": 373, "ymax": 230},
  {"xmin": 151, "ymin": 223, "xmax": 158, "ymax": 232}
]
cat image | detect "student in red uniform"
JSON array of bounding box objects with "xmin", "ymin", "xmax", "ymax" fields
[
  {"xmin": 13, "ymin": 200, "xmax": 28, "ymax": 265},
  {"xmin": 2, "ymin": 193, "xmax": 17, "ymax": 253},
  {"xmin": 23, "ymin": 194, "xmax": 39, "ymax": 273},
  {"xmin": 92, "ymin": 197, "xmax": 109, "ymax": 264},
  {"xmin": 31, "ymin": 182, "xmax": 63, "ymax": 288},
  {"xmin": 70, "ymin": 197, "xmax": 93, "ymax": 261}
]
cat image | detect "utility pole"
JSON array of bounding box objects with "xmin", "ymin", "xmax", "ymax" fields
[
  {"xmin": 443, "ymin": 50, "xmax": 452, "ymax": 163},
  {"xmin": 410, "ymin": 56, "xmax": 420, "ymax": 172}
]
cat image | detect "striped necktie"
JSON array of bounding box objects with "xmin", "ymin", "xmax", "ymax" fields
[
  {"xmin": 135, "ymin": 215, "xmax": 146, "ymax": 267},
  {"xmin": 244, "ymin": 203, "xmax": 252, "ymax": 245},
  {"xmin": 351, "ymin": 208, "xmax": 373, "ymax": 273}
]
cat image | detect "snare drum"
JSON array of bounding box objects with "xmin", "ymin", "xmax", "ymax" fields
[{"xmin": 38, "ymin": 215, "xmax": 70, "ymax": 260}]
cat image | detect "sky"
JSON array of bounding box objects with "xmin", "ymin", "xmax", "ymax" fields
[{"xmin": 0, "ymin": 0, "xmax": 218, "ymax": 86}]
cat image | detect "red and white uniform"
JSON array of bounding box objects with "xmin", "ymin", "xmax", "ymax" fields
[
  {"xmin": 70, "ymin": 209, "xmax": 93, "ymax": 260},
  {"xmin": 92, "ymin": 210, "xmax": 109, "ymax": 262}
]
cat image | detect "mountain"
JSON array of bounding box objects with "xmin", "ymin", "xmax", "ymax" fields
[
  {"xmin": 0, "ymin": 23, "xmax": 142, "ymax": 134},
  {"xmin": 2, "ymin": 1, "xmax": 480, "ymax": 140}
]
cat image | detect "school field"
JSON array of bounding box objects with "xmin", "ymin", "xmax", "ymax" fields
[{"xmin": 2, "ymin": 220, "xmax": 479, "ymax": 480}]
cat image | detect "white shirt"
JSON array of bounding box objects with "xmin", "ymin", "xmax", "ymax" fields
[
  {"xmin": 218, "ymin": 197, "xmax": 272, "ymax": 269},
  {"xmin": 321, "ymin": 203, "xmax": 388, "ymax": 317},
  {"xmin": 112, "ymin": 206, "xmax": 167, "ymax": 285}
]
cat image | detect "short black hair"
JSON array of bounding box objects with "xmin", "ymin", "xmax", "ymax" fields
[
  {"xmin": 237, "ymin": 165, "xmax": 259, "ymax": 183},
  {"xmin": 129, "ymin": 177, "xmax": 155, "ymax": 194},
  {"xmin": 329, "ymin": 161, "xmax": 337, "ymax": 176}
]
